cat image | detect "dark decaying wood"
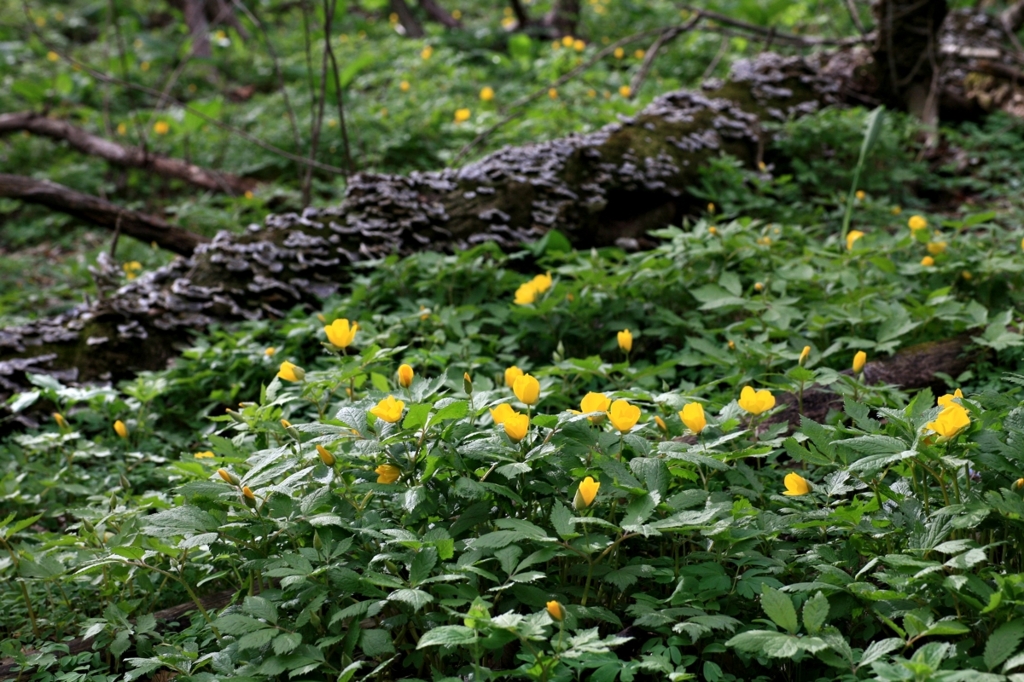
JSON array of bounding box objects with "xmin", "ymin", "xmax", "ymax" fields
[
  {"xmin": 0, "ymin": 112, "xmax": 257, "ymax": 195},
  {"xmin": 0, "ymin": 174, "xmax": 209, "ymax": 256}
]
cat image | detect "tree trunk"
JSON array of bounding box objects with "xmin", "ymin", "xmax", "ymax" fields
[{"xmin": 184, "ymin": 0, "xmax": 213, "ymax": 57}]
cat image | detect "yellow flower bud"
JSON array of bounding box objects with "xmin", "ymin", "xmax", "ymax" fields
[
  {"xmin": 846, "ymin": 230, "xmax": 865, "ymax": 251},
  {"xmin": 375, "ymin": 464, "xmax": 401, "ymax": 484},
  {"xmin": 679, "ymin": 403, "xmax": 706, "ymax": 434},
  {"xmin": 480, "ymin": 86, "xmax": 494, "ymax": 101},
  {"xmin": 798, "ymin": 345, "xmax": 811, "ymax": 366},
  {"xmin": 573, "ymin": 476, "xmax": 600, "ymax": 509},
  {"xmin": 852, "ymin": 350, "xmax": 867, "ymax": 374},
  {"xmin": 316, "ymin": 444, "xmax": 336, "ymax": 467},
  {"xmin": 617, "ymin": 329, "xmax": 633, "ymax": 353},
  {"xmin": 503, "ymin": 411, "xmax": 530, "ymax": 442},
  {"xmin": 546, "ymin": 600, "xmax": 565, "ymax": 621},
  {"xmin": 398, "ymin": 363, "xmax": 414, "ymax": 388},
  {"xmin": 217, "ymin": 468, "xmax": 239, "ymax": 485},
  {"xmin": 277, "ymin": 361, "xmax": 305, "ymax": 382},
  {"xmin": 53, "ymin": 413, "xmax": 68, "ymax": 429},
  {"xmin": 513, "ymin": 374, "xmax": 541, "ymax": 406},
  {"xmin": 782, "ymin": 472, "xmax": 811, "ymax": 496},
  {"xmin": 114, "ymin": 420, "xmax": 128, "ymax": 438}
]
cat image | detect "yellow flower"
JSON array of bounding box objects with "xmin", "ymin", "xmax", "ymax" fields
[
  {"xmin": 619, "ymin": 85, "xmax": 632, "ymax": 97},
  {"xmin": 654, "ymin": 415, "xmax": 668, "ymax": 432},
  {"xmin": 277, "ymin": 361, "xmax": 305, "ymax": 382},
  {"xmin": 153, "ymin": 121, "xmax": 169, "ymax": 135},
  {"xmin": 855, "ymin": 190, "xmax": 865, "ymax": 200},
  {"xmin": 370, "ymin": 396, "xmax": 406, "ymax": 423},
  {"xmin": 53, "ymin": 413, "xmax": 68, "ymax": 429},
  {"xmin": 782, "ymin": 472, "xmax": 811, "ymax": 496},
  {"xmin": 799, "ymin": 345, "xmax": 811, "ymax": 366},
  {"xmin": 421, "ymin": 45, "xmax": 433, "ymax": 60},
  {"xmin": 454, "ymin": 108, "xmax": 471, "ymax": 123},
  {"xmin": 927, "ymin": 241, "xmax": 947, "ymax": 255},
  {"xmin": 1021, "ymin": 237, "xmax": 1024, "ymax": 251},
  {"xmin": 513, "ymin": 374, "xmax": 541, "ymax": 406},
  {"xmin": 608, "ymin": 399, "xmax": 640, "ymax": 433},
  {"xmin": 573, "ymin": 476, "xmax": 600, "ymax": 509},
  {"xmin": 47, "ymin": 51, "xmax": 58, "ymax": 62},
  {"xmin": 514, "ymin": 281, "xmax": 539, "ymax": 305},
  {"xmin": 505, "ymin": 365, "xmax": 524, "ymax": 388},
  {"xmin": 962, "ymin": 270, "xmax": 973, "ymax": 280},
  {"xmin": 573, "ymin": 39, "xmax": 585, "ymax": 51},
  {"xmin": 754, "ymin": 282, "xmax": 764, "ymax": 291},
  {"xmin": 908, "ymin": 215, "xmax": 928, "ymax": 231},
  {"xmin": 709, "ymin": 226, "xmax": 717, "ymax": 235},
  {"xmin": 324, "ymin": 318, "xmax": 358, "ymax": 348},
  {"xmin": 891, "ymin": 205, "xmax": 902, "ymax": 215},
  {"xmin": 937, "ymin": 388, "xmax": 964, "ymax": 408},
  {"xmin": 679, "ymin": 403, "xmax": 706, "ymax": 434},
  {"xmin": 530, "ymin": 272, "xmax": 553, "ymax": 294},
  {"xmin": 757, "ymin": 236, "xmax": 772, "ymax": 247},
  {"xmin": 614, "ymin": 47, "xmax": 624, "ymax": 59},
  {"xmin": 920, "ymin": 256, "xmax": 935, "ymax": 267},
  {"xmin": 316, "ymin": 444, "xmax": 336, "ymax": 466},
  {"xmin": 634, "ymin": 49, "xmax": 645, "ymax": 59},
  {"xmin": 114, "ymin": 420, "xmax": 128, "ymax": 438},
  {"xmin": 375, "ymin": 464, "xmax": 401, "ymax": 484},
  {"xmin": 194, "ymin": 451, "xmax": 215, "ymax": 459},
  {"xmin": 728, "ymin": 340, "xmax": 736, "ymax": 350},
  {"xmin": 561, "ymin": 35, "xmax": 574, "ymax": 47},
  {"xmin": 546, "ymin": 600, "xmax": 565, "ymax": 621},
  {"xmin": 846, "ymin": 230, "xmax": 865, "ymax": 251},
  {"xmin": 617, "ymin": 329, "xmax": 633, "ymax": 353},
  {"xmin": 398, "ymin": 363, "xmax": 414, "ymax": 388},
  {"xmin": 580, "ymin": 392, "xmax": 611, "ymax": 416},
  {"xmin": 852, "ymin": 350, "xmax": 867, "ymax": 374},
  {"xmin": 548, "ymin": 88, "xmax": 558, "ymax": 99},
  {"xmin": 480, "ymin": 86, "xmax": 494, "ymax": 101},
  {"xmin": 280, "ymin": 419, "xmax": 292, "ymax": 428},
  {"xmin": 738, "ymin": 386, "xmax": 775, "ymax": 415},
  {"xmin": 489, "ymin": 403, "xmax": 516, "ymax": 424},
  {"xmin": 925, "ymin": 403, "xmax": 970, "ymax": 439},
  {"xmin": 140, "ymin": 60, "xmax": 150, "ymax": 71},
  {"xmin": 451, "ymin": 9, "xmax": 461, "ymax": 19},
  {"xmin": 264, "ymin": 347, "xmax": 276, "ymax": 356},
  {"xmin": 117, "ymin": 122, "xmax": 127, "ymax": 135},
  {"xmin": 503, "ymin": 411, "xmax": 530, "ymax": 442},
  {"xmin": 400, "ymin": 80, "xmax": 410, "ymax": 92},
  {"xmin": 1015, "ymin": 478, "xmax": 1024, "ymax": 489}
]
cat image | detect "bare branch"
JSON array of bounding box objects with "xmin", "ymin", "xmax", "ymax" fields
[
  {"xmin": 418, "ymin": 0, "xmax": 461, "ymax": 28},
  {"xmin": 390, "ymin": 0, "xmax": 426, "ymax": 37},
  {"xmin": 0, "ymin": 174, "xmax": 209, "ymax": 256},
  {"xmin": 0, "ymin": 112, "xmax": 256, "ymax": 195}
]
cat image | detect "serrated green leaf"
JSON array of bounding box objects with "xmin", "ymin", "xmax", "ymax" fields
[
  {"xmin": 550, "ymin": 501, "xmax": 576, "ymax": 540},
  {"xmin": 802, "ymin": 591, "xmax": 829, "ymax": 635},
  {"xmin": 761, "ymin": 587, "xmax": 799, "ymax": 634},
  {"xmin": 273, "ymin": 632, "xmax": 303, "ymax": 655},
  {"xmin": 985, "ymin": 620, "xmax": 1024, "ymax": 671},
  {"xmin": 360, "ymin": 629, "xmax": 395, "ymax": 657},
  {"xmin": 416, "ymin": 625, "xmax": 477, "ymax": 648}
]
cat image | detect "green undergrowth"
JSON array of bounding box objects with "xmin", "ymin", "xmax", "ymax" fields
[{"xmin": 2, "ymin": 202, "xmax": 1024, "ymax": 681}]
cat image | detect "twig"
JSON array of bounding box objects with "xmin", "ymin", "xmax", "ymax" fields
[
  {"xmin": 322, "ymin": 0, "xmax": 355, "ymax": 175},
  {"xmin": 418, "ymin": 0, "xmax": 461, "ymax": 28},
  {"xmin": 230, "ymin": 0, "xmax": 304, "ymax": 155},
  {"xmin": 302, "ymin": 0, "xmax": 333, "ymax": 206},
  {"xmin": 509, "ymin": 0, "xmax": 531, "ymax": 27},
  {"xmin": 33, "ymin": 43, "xmax": 349, "ymax": 176},
  {"xmin": 630, "ymin": 15, "xmax": 701, "ymax": 97},
  {"xmin": 844, "ymin": 0, "xmax": 867, "ymax": 35},
  {"xmin": 700, "ymin": 35, "xmax": 731, "ymax": 81},
  {"xmin": 390, "ymin": 0, "xmax": 426, "ymax": 37}
]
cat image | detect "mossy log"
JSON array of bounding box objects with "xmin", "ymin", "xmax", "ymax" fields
[{"xmin": 0, "ymin": 53, "xmax": 847, "ymax": 404}]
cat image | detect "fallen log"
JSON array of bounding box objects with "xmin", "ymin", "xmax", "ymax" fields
[
  {"xmin": 0, "ymin": 112, "xmax": 256, "ymax": 195},
  {"xmin": 0, "ymin": 174, "xmax": 209, "ymax": 256}
]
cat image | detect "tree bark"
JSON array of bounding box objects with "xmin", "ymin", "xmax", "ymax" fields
[
  {"xmin": 0, "ymin": 112, "xmax": 256, "ymax": 195},
  {"xmin": 184, "ymin": 0, "xmax": 213, "ymax": 58},
  {"xmin": 0, "ymin": 174, "xmax": 209, "ymax": 256},
  {"xmin": 390, "ymin": 0, "xmax": 426, "ymax": 38},
  {"xmin": 418, "ymin": 0, "xmax": 460, "ymax": 28}
]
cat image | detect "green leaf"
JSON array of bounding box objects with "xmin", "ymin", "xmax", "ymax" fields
[
  {"xmin": 273, "ymin": 632, "xmax": 303, "ymax": 655},
  {"xmin": 760, "ymin": 587, "xmax": 799, "ymax": 634},
  {"xmin": 726, "ymin": 630, "xmax": 826, "ymax": 657},
  {"xmin": 433, "ymin": 399, "xmax": 468, "ymax": 422},
  {"xmin": 244, "ymin": 595, "xmax": 278, "ymax": 624},
  {"xmin": 388, "ymin": 588, "xmax": 433, "ymax": 612},
  {"xmin": 216, "ymin": 614, "xmax": 266, "ymax": 635},
  {"xmin": 238, "ymin": 628, "xmax": 277, "ymax": 650},
  {"xmin": 142, "ymin": 506, "xmax": 220, "ymax": 536},
  {"xmin": 550, "ymin": 501, "xmax": 577, "ymax": 540},
  {"xmin": 402, "ymin": 403, "xmax": 432, "ymax": 430},
  {"xmin": 802, "ymin": 591, "xmax": 829, "ymax": 635},
  {"xmin": 416, "ymin": 625, "xmax": 477, "ymax": 648},
  {"xmin": 408, "ymin": 548, "xmax": 437, "ymax": 586},
  {"xmin": 985, "ymin": 620, "xmax": 1024, "ymax": 671},
  {"xmin": 360, "ymin": 629, "xmax": 395, "ymax": 657}
]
